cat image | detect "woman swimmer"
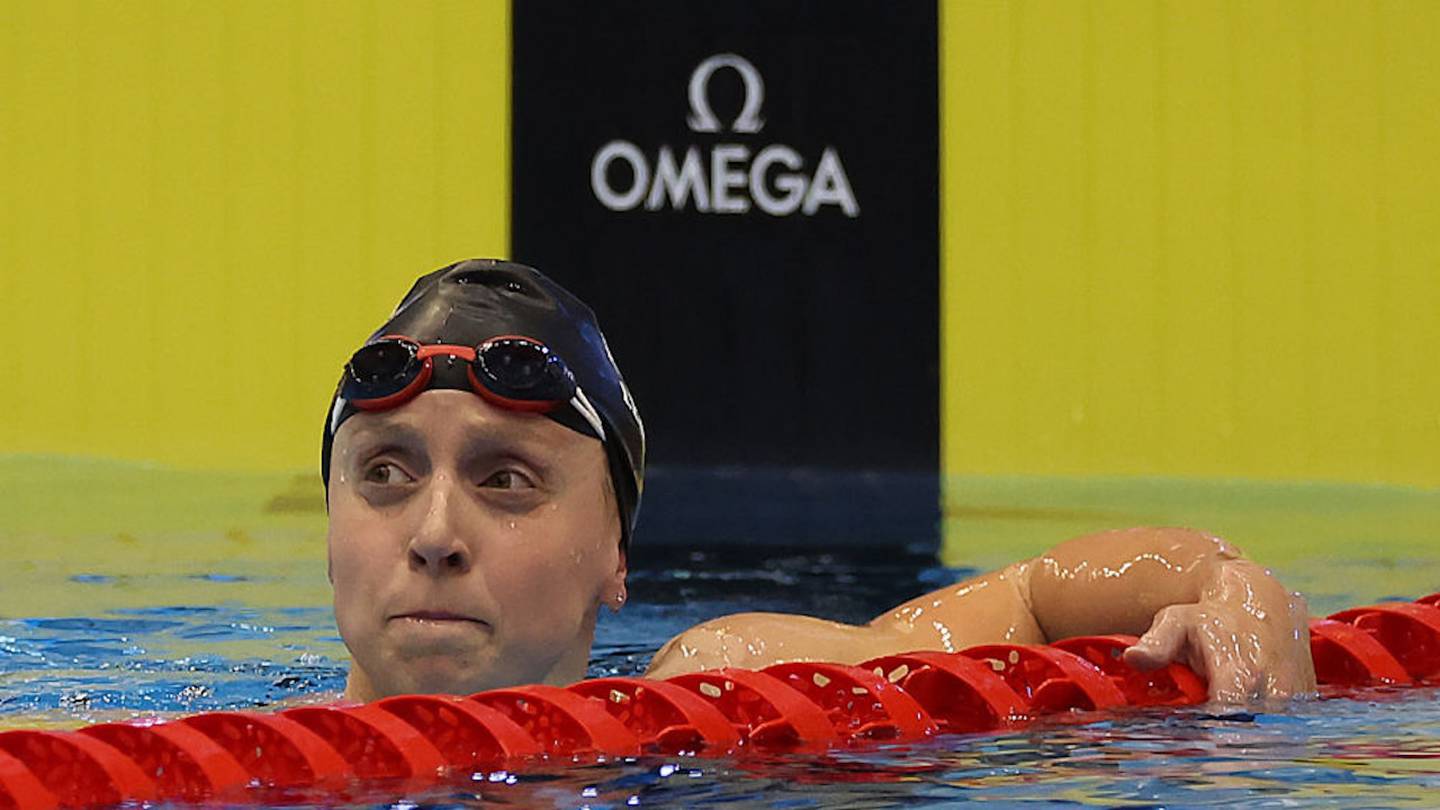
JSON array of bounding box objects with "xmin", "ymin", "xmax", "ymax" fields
[{"xmin": 322, "ymin": 259, "xmax": 1315, "ymax": 704}]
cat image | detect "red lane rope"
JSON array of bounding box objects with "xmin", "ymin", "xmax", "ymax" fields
[{"xmin": 1, "ymin": 592, "xmax": 1436, "ymax": 809}]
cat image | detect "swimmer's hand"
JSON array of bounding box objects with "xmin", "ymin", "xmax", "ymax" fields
[{"xmin": 1120, "ymin": 558, "xmax": 1316, "ymax": 703}]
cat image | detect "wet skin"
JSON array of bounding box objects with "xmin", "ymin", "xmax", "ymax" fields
[
  {"xmin": 326, "ymin": 390, "xmax": 625, "ymax": 701},
  {"xmin": 646, "ymin": 527, "xmax": 1317, "ymax": 703}
]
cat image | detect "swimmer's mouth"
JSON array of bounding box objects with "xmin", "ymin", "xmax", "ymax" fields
[{"xmin": 392, "ymin": 611, "xmax": 486, "ymax": 624}]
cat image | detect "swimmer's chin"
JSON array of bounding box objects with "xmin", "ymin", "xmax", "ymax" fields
[
  {"xmin": 347, "ymin": 654, "xmax": 496, "ymax": 701},
  {"xmin": 345, "ymin": 629, "xmax": 502, "ymax": 700}
]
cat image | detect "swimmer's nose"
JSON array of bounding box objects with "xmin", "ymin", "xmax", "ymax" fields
[{"xmin": 407, "ymin": 477, "xmax": 472, "ymax": 576}]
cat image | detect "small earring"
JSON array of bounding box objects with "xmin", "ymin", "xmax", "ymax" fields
[{"xmin": 609, "ymin": 591, "xmax": 627, "ymax": 611}]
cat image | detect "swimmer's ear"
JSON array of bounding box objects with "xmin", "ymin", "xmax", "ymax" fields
[{"xmin": 602, "ymin": 549, "xmax": 628, "ymax": 612}]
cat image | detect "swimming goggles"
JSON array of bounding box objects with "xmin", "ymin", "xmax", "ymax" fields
[{"xmin": 338, "ymin": 335, "xmax": 606, "ymax": 439}]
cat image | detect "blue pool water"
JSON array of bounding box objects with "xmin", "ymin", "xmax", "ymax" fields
[{"xmin": 1, "ymin": 546, "xmax": 1437, "ymax": 807}]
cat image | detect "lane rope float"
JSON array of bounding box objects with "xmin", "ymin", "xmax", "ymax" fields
[{"xmin": 1, "ymin": 593, "xmax": 1436, "ymax": 809}]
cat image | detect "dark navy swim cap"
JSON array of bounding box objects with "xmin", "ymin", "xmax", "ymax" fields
[{"xmin": 321, "ymin": 259, "xmax": 645, "ymax": 549}]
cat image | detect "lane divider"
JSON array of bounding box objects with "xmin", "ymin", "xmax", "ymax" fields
[{"xmin": 0, "ymin": 592, "xmax": 1435, "ymax": 808}]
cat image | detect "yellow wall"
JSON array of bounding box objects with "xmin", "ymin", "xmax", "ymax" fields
[
  {"xmin": 0, "ymin": 0, "xmax": 509, "ymax": 470},
  {"xmin": 942, "ymin": 0, "xmax": 1440, "ymax": 489},
  {"xmin": 4, "ymin": 0, "xmax": 1437, "ymax": 492}
]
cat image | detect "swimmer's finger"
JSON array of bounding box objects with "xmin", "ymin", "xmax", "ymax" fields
[
  {"xmin": 1207, "ymin": 676, "xmax": 1257, "ymax": 704},
  {"xmin": 1123, "ymin": 603, "xmax": 1196, "ymax": 672},
  {"xmin": 1285, "ymin": 591, "xmax": 1319, "ymax": 695},
  {"xmin": 1202, "ymin": 652, "xmax": 1260, "ymax": 705}
]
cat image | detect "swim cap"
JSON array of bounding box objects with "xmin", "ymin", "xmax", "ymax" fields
[{"xmin": 321, "ymin": 259, "xmax": 645, "ymax": 548}]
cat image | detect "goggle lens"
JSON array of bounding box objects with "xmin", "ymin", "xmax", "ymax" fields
[
  {"xmin": 344, "ymin": 340, "xmax": 420, "ymax": 398},
  {"xmin": 477, "ymin": 338, "xmax": 572, "ymax": 398}
]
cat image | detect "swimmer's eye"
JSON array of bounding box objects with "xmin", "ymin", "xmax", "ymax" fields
[
  {"xmin": 479, "ymin": 470, "xmax": 534, "ymax": 490},
  {"xmin": 363, "ymin": 462, "xmax": 414, "ymax": 486}
]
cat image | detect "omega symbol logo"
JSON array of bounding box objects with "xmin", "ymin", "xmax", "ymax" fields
[
  {"xmin": 590, "ymin": 53, "xmax": 859, "ymax": 218},
  {"xmin": 686, "ymin": 53, "xmax": 765, "ymax": 134}
]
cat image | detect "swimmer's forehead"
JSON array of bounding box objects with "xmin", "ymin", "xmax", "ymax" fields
[{"xmin": 334, "ymin": 392, "xmax": 597, "ymax": 458}]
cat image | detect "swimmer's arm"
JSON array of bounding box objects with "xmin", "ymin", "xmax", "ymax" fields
[
  {"xmin": 645, "ymin": 613, "xmax": 887, "ymax": 680},
  {"xmin": 644, "ymin": 565, "xmax": 1049, "ymax": 679},
  {"xmin": 1022, "ymin": 526, "xmax": 1252, "ymax": 639},
  {"xmin": 646, "ymin": 527, "xmax": 1314, "ymax": 701}
]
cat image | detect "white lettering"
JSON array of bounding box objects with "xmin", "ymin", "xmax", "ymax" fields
[
  {"xmin": 589, "ymin": 142, "xmax": 860, "ymax": 218},
  {"xmin": 710, "ymin": 145, "xmax": 750, "ymax": 214},
  {"xmin": 645, "ymin": 146, "xmax": 710, "ymax": 212},
  {"xmin": 591, "ymin": 141, "xmax": 649, "ymax": 211},
  {"xmin": 802, "ymin": 147, "xmax": 859, "ymax": 218},
  {"xmin": 749, "ymin": 145, "xmax": 805, "ymax": 216}
]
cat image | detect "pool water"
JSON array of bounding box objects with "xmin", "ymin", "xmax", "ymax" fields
[
  {"xmin": 1, "ymin": 459, "xmax": 1438, "ymax": 806},
  {"xmin": 0, "ymin": 547, "xmax": 945, "ymax": 723}
]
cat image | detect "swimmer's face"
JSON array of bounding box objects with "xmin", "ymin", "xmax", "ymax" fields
[{"xmin": 326, "ymin": 389, "xmax": 625, "ymax": 699}]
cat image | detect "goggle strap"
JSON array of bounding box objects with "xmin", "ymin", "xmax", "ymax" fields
[
  {"xmin": 571, "ymin": 388, "xmax": 607, "ymax": 441},
  {"xmin": 330, "ymin": 395, "xmax": 349, "ymax": 435}
]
